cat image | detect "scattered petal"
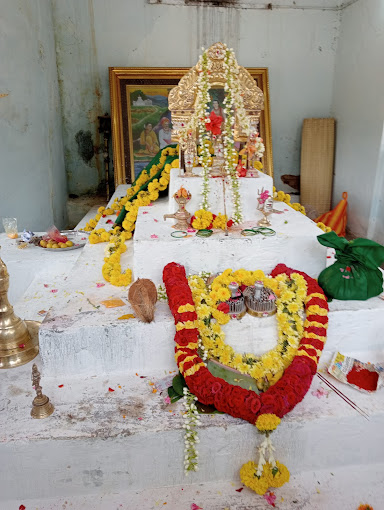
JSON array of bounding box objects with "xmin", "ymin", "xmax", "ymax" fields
[
  {"xmin": 106, "ymin": 219, "xmax": 114, "ymax": 224},
  {"xmin": 187, "ymin": 228, "xmax": 196, "ymax": 233},
  {"xmin": 122, "ymin": 415, "xmax": 126, "ymax": 419},
  {"xmin": 108, "ymin": 387, "xmax": 115, "ymax": 392},
  {"xmin": 101, "ymin": 298, "xmax": 125, "ymax": 308},
  {"xmin": 96, "ymin": 283, "xmax": 105, "ymax": 288},
  {"xmin": 154, "ymin": 219, "xmax": 159, "ymax": 222},
  {"xmin": 38, "ymin": 310, "xmax": 47, "ymax": 316},
  {"xmin": 150, "ymin": 234, "xmax": 159, "ymax": 239},
  {"xmin": 235, "ymin": 488, "xmax": 243, "ymax": 492},
  {"xmin": 19, "ymin": 506, "xmax": 26, "ymax": 510},
  {"xmin": 118, "ymin": 314, "xmax": 135, "ymax": 320},
  {"xmin": 311, "ymin": 388, "xmax": 330, "ymax": 399},
  {"xmin": 138, "ymin": 417, "xmax": 143, "ymax": 420},
  {"xmin": 143, "ymin": 211, "xmax": 149, "ymax": 215},
  {"xmin": 44, "ymin": 284, "xmax": 49, "ymax": 288},
  {"xmin": 18, "ymin": 344, "xmax": 25, "ymax": 349},
  {"xmin": 263, "ymin": 491, "xmax": 276, "ymax": 506},
  {"xmin": 164, "ymin": 396, "xmax": 171, "ymax": 404},
  {"xmin": 58, "ymin": 384, "xmax": 64, "ymax": 388},
  {"xmin": 191, "ymin": 504, "xmax": 203, "ymax": 510},
  {"xmin": 51, "ymin": 289, "xmax": 58, "ymax": 294},
  {"xmin": 152, "ymin": 388, "xmax": 158, "ymax": 393}
]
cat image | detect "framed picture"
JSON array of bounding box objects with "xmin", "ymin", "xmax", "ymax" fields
[{"xmin": 109, "ymin": 67, "xmax": 273, "ymax": 185}]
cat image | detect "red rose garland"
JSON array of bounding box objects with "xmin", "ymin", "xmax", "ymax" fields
[{"xmin": 163, "ymin": 262, "xmax": 329, "ymax": 423}]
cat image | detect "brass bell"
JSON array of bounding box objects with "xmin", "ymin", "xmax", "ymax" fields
[{"xmin": 0, "ymin": 251, "xmax": 39, "ymax": 368}]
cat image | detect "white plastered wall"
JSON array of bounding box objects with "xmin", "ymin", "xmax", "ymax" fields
[
  {"xmin": 332, "ymin": 0, "xmax": 384, "ymax": 242},
  {"xmin": 0, "ymin": 0, "xmax": 67, "ymax": 232}
]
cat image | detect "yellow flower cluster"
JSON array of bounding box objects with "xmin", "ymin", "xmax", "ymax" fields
[
  {"xmin": 101, "ymin": 235, "xmax": 132, "ymax": 287},
  {"xmin": 191, "ymin": 210, "xmax": 213, "ymax": 230},
  {"xmin": 317, "ymin": 221, "xmax": 332, "ymax": 233},
  {"xmin": 240, "ymin": 460, "xmax": 290, "ymax": 495},
  {"xmin": 256, "ymin": 413, "xmax": 281, "ymax": 432},
  {"xmin": 177, "ymin": 303, "xmax": 196, "ymax": 313},
  {"xmin": 189, "ymin": 269, "xmax": 307, "ymax": 390},
  {"xmin": 212, "ymin": 213, "xmax": 229, "ymax": 230},
  {"xmin": 273, "ymin": 187, "xmax": 306, "ymax": 215},
  {"xmin": 191, "ymin": 210, "xmax": 231, "ymax": 231},
  {"xmin": 89, "ymin": 226, "xmax": 132, "ymax": 245}
]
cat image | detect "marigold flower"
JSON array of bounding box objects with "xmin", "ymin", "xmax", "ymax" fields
[{"xmin": 256, "ymin": 414, "xmax": 281, "ymax": 432}]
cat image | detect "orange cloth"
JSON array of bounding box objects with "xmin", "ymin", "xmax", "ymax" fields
[{"xmin": 315, "ymin": 192, "xmax": 348, "ymax": 237}]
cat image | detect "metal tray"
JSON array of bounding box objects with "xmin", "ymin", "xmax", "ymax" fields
[{"xmin": 39, "ymin": 230, "xmax": 87, "ymax": 251}]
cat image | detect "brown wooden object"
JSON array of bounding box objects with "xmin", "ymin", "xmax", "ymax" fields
[{"xmin": 300, "ymin": 118, "xmax": 335, "ymax": 216}]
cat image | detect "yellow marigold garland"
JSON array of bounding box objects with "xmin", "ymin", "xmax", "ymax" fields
[
  {"xmin": 101, "ymin": 234, "xmax": 132, "ymax": 286},
  {"xmin": 83, "ymin": 147, "xmax": 179, "ymax": 286},
  {"xmin": 273, "ymin": 186, "xmax": 306, "ymax": 215},
  {"xmin": 188, "ymin": 269, "xmax": 307, "ymax": 390}
]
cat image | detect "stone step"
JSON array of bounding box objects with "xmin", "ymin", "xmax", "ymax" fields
[
  {"xmin": 3, "ymin": 462, "xmax": 383, "ymax": 510},
  {"xmin": 134, "ymin": 203, "xmax": 327, "ymax": 285},
  {"xmin": 37, "ymin": 251, "xmax": 384, "ymax": 375},
  {"xmin": 1, "ymin": 358, "xmax": 383, "ymax": 502}
]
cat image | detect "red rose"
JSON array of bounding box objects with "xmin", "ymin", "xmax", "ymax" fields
[
  {"xmin": 228, "ymin": 386, "xmax": 247, "ymax": 410},
  {"xmin": 217, "ymin": 302, "xmax": 230, "ymax": 314},
  {"xmin": 211, "ymin": 382, "xmax": 222, "ymax": 394}
]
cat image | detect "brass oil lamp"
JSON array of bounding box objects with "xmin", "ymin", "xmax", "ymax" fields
[{"xmin": 0, "ymin": 251, "xmax": 39, "ymax": 368}]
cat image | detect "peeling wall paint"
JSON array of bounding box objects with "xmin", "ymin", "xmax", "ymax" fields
[
  {"xmin": 52, "ymin": 0, "xmax": 340, "ymax": 195},
  {"xmin": 0, "ymin": 0, "xmax": 67, "ymax": 232}
]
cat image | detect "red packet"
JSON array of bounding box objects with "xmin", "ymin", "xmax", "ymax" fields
[{"xmin": 328, "ymin": 352, "xmax": 382, "ymax": 392}]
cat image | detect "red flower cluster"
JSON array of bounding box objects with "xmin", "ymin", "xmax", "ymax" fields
[
  {"xmin": 163, "ymin": 262, "xmax": 329, "ymax": 424},
  {"xmin": 205, "ymin": 111, "xmax": 223, "ymax": 136}
]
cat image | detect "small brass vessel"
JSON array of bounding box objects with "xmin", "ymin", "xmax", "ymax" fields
[
  {"xmin": 0, "ymin": 251, "xmax": 39, "ymax": 368},
  {"xmin": 31, "ymin": 363, "xmax": 54, "ymax": 419},
  {"xmin": 164, "ymin": 191, "xmax": 192, "ymax": 231}
]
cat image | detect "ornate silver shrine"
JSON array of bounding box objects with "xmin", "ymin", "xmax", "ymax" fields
[{"xmin": 244, "ymin": 281, "xmax": 277, "ymax": 317}]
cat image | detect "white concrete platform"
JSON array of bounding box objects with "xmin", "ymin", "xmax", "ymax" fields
[
  {"xmin": 0, "ymin": 233, "xmax": 83, "ymax": 305},
  {"xmin": 37, "ymin": 276, "xmax": 384, "ymax": 376},
  {"xmin": 1, "ymin": 358, "xmax": 383, "ymax": 503},
  {"xmin": 168, "ymin": 167, "xmax": 273, "ymax": 220},
  {"xmin": 3, "ymin": 464, "xmax": 384, "ymax": 510},
  {"xmin": 135, "ymin": 201, "xmax": 327, "ymax": 285}
]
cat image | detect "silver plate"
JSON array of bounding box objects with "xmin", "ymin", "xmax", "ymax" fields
[{"xmin": 39, "ymin": 231, "xmax": 87, "ymax": 251}]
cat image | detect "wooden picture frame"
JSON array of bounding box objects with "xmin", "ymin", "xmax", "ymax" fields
[{"xmin": 109, "ymin": 67, "xmax": 273, "ymax": 185}]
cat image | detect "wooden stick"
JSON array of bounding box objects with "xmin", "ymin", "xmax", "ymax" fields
[
  {"xmin": 317, "ymin": 373, "xmax": 369, "ymax": 420},
  {"xmin": 222, "ymin": 176, "xmax": 229, "ymax": 236}
]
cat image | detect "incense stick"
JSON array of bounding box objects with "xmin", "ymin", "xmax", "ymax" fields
[{"xmin": 317, "ymin": 373, "xmax": 369, "ymax": 420}]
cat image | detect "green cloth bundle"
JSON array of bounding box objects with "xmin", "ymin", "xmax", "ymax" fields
[{"xmin": 317, "ymin": 232, "xmax": 384, "ymax": 301}]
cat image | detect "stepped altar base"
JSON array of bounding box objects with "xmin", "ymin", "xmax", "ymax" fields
[
  {"xmin": 135, "ymin": 201, "xmax": 327, "ymax": 285},
  {"xmin": 168, "ymin": 168, "xmax": 273, "ymax": 219}
]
